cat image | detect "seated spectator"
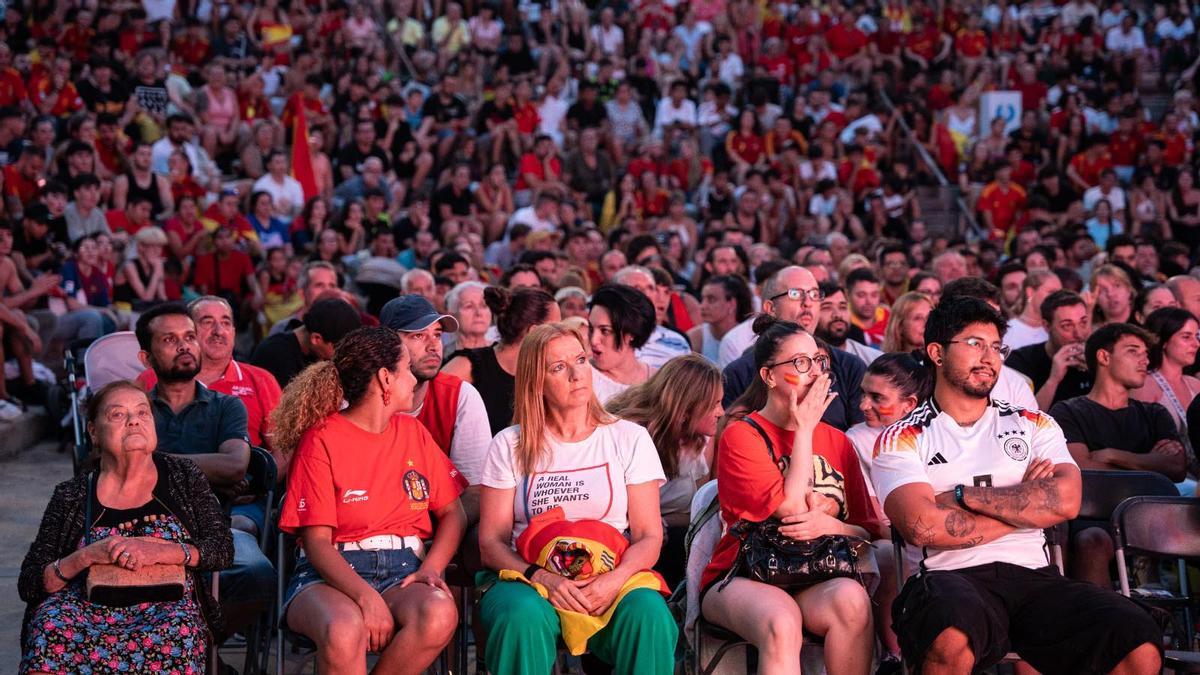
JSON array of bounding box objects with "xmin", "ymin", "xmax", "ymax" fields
[
  {"xmin": 135, "ymin": 303, "xmax": 276, "ymax": 637},
  {"xmin": 19, "ymin": 381, "xmax": 233, "ymax": 675},
  {"xmin": 477, "ymin": 322, "xmax": 675, "ymax": 674},
  {"xmin": 702, "ymin": 316, "xmax": 881, "ymax": 673},
  {"xmin": 60, "ymin": 234, "xmax": 112, "ymax": 309},
  {"xmin": 689, "ymin": 275, "xmax": 753, "ymax": 364},
  {"xmin": 1051, "ymin": 322, "xmax": 1187, "ymax": 584},
  {"xmin": 815, "ymin": 280, "xmax": 882, "ymax": 364},
  {"xmin": 1005, "ymin": 270, "xmax": 1064, "ymax": 352},
  {"xmin": 64, "ymin": 173, "xmax": 110, "ymax": 244},
  {"xmin": 443, "ymin": 281, "xmax": 493, "ymax": 355},
  {"xmin": 443, "ymin": 286, "xmax": 559, "ymax": 436},
  {"xmin": 113, "ymin": 226, "xmax": 169, "ymax": 314},
  {"xmin": 191, "ymin": 227, "xmax": 264, "ymax": 322},
  {"xmin": 607, "ymin": 354, "xmax": 723, "ymax": 587},
  {"xmin": 274, "ymin": 327, "xmax": 466, "ymax": 674},
  {"xmin": 612, "ymin": 265, "xmax": 691, "ymax": 368},
  {"xmin": 246, "ymin": 191, "xmax": 292, "ymax": 251},
  {"xmin": 722, "ymin": 266, "xmax": 866, "ymax": 431},
  {"xmin": 1133, "ymin": 284, "xmax": 1179, "ymax": 324},
  {"xmin": 137, "ymin": 295, "xmax": 284, "ymax": 510},
  {"xmin": 880, "ymin": 291, "xmax": 933, "ymax": 356},
  {"xmin": 381, "ymin": 295, "xmax": 491, "ymax": 523},
  {"xmin": 250, "ymin": 297, "xmax": 363, "ymax": 389},
  {"xmin": 1131, "ymin": 307, "xmax": 1200, "ymax": 483},
  {"xmin": 588, "ymin": 284, "xmax": 658, "ymax": 404},
  {"xmin": 1007, "ymin": 290, "xmax": 1095, "ymax": 410},
  {"xmin": 845, "ymin": 268, "xmax": 890, "ymax": 349},
  {"xmin": 873, "ymin": 296, "xmax": 1162, "ymax": 674},
  {"xmin": 268, "ymin": 261, "xmax": 341, "ymax": 336},
  {"xmin": 845, "ymin": 351, "xmax": 934, "ymax": 664},
  {"xmin": 1091, "ymin": 264, "xmax": 1137, "ymax": 327}
]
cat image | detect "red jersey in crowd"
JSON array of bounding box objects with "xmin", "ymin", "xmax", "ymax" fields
[{"xmin": 280, "ymin": 413, "xmax": 463, "ymax": 543}]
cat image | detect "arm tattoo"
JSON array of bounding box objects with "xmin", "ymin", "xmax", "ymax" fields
[
  {"xmin": 942, "ymin": 506, "xmax": 977, "ymax": 538},
  {"xmin": 900, "ymin": 505, "xmax": 981, "ymax": 549},
  {"xmin": 967, "ymin": 479, "xmax": 1062, "ymax": 527}
]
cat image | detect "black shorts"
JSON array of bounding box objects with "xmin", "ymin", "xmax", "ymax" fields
[{"xmin": 893, "ymin": 562, "xmax": 1161, "ymax": 674}]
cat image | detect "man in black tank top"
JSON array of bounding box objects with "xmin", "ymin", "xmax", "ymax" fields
[{"xmin": 114, "ymin": 142, "xmax": 172, "ymax": 221}]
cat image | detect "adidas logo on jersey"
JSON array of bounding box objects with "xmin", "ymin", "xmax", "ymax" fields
[{"xmin": 926, "ymin": 452, "xmax": 949, "ymax": 466}]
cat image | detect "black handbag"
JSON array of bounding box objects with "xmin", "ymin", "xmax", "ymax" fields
[{"xmin": 719, "ymin": 416, "xmax": 869, "ymax": 591}]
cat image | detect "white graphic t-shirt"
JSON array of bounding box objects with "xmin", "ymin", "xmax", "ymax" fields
[
  {"xmin": 482, "ymin": 419, "xmax": 667, "ymax": 544},
  {"xmin": 872, "ymin": 398, "xmax": 1076, "ymax": 574}
]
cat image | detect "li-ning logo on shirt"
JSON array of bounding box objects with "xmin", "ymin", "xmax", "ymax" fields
[{"xmin": 343, "ymin": 489, "xmax": 369, "ymax": 503}]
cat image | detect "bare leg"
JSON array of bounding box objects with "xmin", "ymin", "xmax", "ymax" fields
[
  {"xmin": 1108, "ymin": 642, "xmax": 1161, "ymax": 675},
  {"xmin": 922, "ymin": 627, "xmax": 974, "ymax": 675},
  {"xmin": 371, "ymin": 582, "xmax": 458, "ymax": 675},
  {"xmin": 286, "ymin": 584, "xmax": 370, "ymax": 675},
  {"xmin": 794, "ymin": 577, "xmax": 873, "ymax": 675},
  {"xmin": 701, "ymin": 577, "xmax": 804, "ymax": 675}
]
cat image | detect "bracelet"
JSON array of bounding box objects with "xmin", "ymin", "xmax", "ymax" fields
[
  {"xmin": 180, "ymin": 542, "xmax": 192, "ymax": 568},
  {"xmin": 52, "ymin": 558, "xmax": 69, "ymax": 584},
  {"xmin": 954, "ymin": 484, "xmax": 974, "ymax": 513},
  {"xmin": 524, "ymin": 563, "xmax": 542, "ymax": 581}
]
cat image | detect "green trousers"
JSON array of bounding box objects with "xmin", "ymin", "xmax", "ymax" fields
[{"xmin": 478, "ymin": 577, "xmax": 678, "ymax": 675}]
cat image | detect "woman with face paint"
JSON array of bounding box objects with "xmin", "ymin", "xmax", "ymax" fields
[
  {"xmin": 843, "ymin": 351, "xmax": 933, "ymax": 666},
  {"xmin": 701, "ymin": 316, "xmax": 882, "ymax": 675}
]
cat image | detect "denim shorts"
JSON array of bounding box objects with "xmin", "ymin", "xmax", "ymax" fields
[{"xmin": 282, "ymin": 547, "xmax": 422, "ymax": 620}]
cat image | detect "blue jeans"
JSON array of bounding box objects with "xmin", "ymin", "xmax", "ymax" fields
[
  {"xmin": 218, "ymin": 528, "xmax": 276, "ymax": 619},
  {"xmin": 282, "ymin": 548, "xmax": 422, "ymax": 620}
]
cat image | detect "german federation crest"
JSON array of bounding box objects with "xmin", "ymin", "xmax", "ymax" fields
[{"xmin": 1003, "ymin": 437, "xmax": 1030, "ymax": 461}]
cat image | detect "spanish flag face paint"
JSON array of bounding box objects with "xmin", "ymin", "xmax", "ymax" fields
[{"xmin": 783, "ymin": 373, "xmax": 800, "ymax": 386}]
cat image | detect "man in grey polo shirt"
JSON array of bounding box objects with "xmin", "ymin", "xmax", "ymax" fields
[{"xmin": 136, "ymin": 302, "xmax": 274, "ymax": 639}]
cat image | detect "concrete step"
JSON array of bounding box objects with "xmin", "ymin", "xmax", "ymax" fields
[{"xmin": 0, "ymin": 407, "xmax": 49, "ymax": 460}]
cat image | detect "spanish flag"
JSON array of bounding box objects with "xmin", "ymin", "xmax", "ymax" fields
[
  {"xmin": 291, "ymin": 106, "xmax": 318, "ymax": 201},
  {"xmin": 499, "ymin": 508, "xmax": 669, "ymax": 655}
]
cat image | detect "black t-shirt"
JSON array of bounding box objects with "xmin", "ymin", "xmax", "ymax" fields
[
  {"xmin": 496, "ymin": 49, "xmax": 537, "ymax": 79},
  {"xmin": 1048, "ymin": 396, "xmax": 1178, "ymax": 454},
  {"xmin": 431, "ymin": 184, "xmax": 473, "ymax": 228},
  {"xmin": 249, "ymin": 331, "xmax": 313, "ymax": 389},
  {"xmin": 474, "ymin": 98, "xmax": 514, "ymax": 135},
  {"xmin": 421, "ymin": 93, "xmax": 469, "ymax": 125},
  {"xmin": 13, "ymin": 225, "xmax": 58, "ymax": 271},
  {"xmin": 567, "ymin": 100, "xmax": 608, "ymax": 130},
  {"xmin": 1005, "ymin": 342, "xmax": 1094, "ymax": 405},
  {"xmin": 335, "ymin": 143, "xmax": 391, "ymax": 177},
  {"xmin": 78, "ymin": 79, "xmax": 130, "ymax": 116},
  {"xmin": 1031, "ymin": 183, "xmax": 1079, "ymax": 215}
]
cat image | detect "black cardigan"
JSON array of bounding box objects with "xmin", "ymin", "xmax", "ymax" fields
[{"xmin": 19, "ymin": 453, "xmax": 235, "ymax": 644}]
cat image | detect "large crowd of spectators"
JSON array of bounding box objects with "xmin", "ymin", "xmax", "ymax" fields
[{"xmin": 9, "ymin": 0, "xmax": 1200, "ymax": 671}]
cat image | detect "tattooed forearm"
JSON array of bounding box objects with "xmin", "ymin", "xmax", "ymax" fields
[
  {"xmin": 942, "ymin": 506, "xmax": 977, "ymax": 538},
  {"xmin": 964, "ymin": 478, "xmax": 1067, "ymax": 528},
  {"xmin": 899, "ymin": 504, "xmax": 982, "ymax": 549}
]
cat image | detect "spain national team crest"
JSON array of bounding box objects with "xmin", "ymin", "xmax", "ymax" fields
[
  {"xmin": 403, "ymin": 470, "xmax": 431, "ymax": 505},
  {"xmin": 1003, "ymin": 437, "xmax": 1030, "ymax": 461}
]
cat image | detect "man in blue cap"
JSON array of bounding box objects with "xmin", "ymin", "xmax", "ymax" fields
[{"xmin": 381, "ymin": 294, "xmax": 492, "ymax": 524}]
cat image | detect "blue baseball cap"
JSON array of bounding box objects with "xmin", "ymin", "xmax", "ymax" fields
[{"xmin": 379, "ymin": 295, "xmax": 459, "ymax": 333}]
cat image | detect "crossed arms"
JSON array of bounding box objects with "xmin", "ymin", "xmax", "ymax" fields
[{"xmin": 884, "ymin": 460, "xmax": 1082, "ymax": 550}]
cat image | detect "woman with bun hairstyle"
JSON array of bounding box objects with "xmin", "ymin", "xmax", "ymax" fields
[
  {"xmin": 702, "ymin": 316, "xmax": 882, "ymax": 675},
  {"xmin": 843, "ymin": 351, "xmax": 933, "ymax": 664},
  {"xmin": 443, "ymin": 286, "xmax": 561, "ymax": 436},
  {"xmin": 274, "ymin": 327, "xmax": 467, "ymax": 674},
  {"xmin": 606, "ymin": 354, "xmax": 724, "ymax": 587}
]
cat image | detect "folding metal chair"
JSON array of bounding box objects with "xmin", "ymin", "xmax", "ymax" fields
[
  {"xmin": 240, "ymin": 447, "xmax": 278, "ymax": 675},
  {"xmin": 1112, "ymin": 496, "xmax": 1200, "ymax": 671},
  {"xmin": 1078, "ymin": 469, "xmax": 1180, "ymax": 522}
]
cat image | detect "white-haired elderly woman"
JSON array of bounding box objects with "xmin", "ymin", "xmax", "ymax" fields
[{"xmin": 443, "ymin": 281, "xmax": 493, "ymax": 356}]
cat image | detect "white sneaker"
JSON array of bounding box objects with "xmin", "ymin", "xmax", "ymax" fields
[{"xmin": 0, "ymin": 400, "xmax": 23, "ymax": 420}]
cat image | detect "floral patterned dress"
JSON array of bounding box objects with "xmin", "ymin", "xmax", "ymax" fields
[{"xmin": 20, "ymin": 482, "xmax": 207, "ymax": 675}]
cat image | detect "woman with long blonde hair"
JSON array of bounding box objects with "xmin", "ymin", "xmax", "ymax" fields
[
  {"xmin": 881, "ymin": 292, "xmax": 934, "ymax": 354},
  {"xmin": 1091, "ymin": 263, "xmax": 1136, "ymax": 327},
  {"xmin": 273, "ymin": 327, "xmax": 467, "ymax": 675},
  {"xmin": 606, "ymin": 354, "xmax": 724, "ymax": 586},
  {"xmin": 477, "ymin": 323, "xmax": 676, "ymax": 674}
]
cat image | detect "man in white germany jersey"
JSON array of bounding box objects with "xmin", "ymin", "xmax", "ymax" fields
[{"xmin": 873, "ymin": 296, "xmax": 1161, "ymax": 675}]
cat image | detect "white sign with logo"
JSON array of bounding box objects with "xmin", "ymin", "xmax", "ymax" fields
[{"xmin": 980, "ymin": 91, "xmax": 1023, "ymax": 135}]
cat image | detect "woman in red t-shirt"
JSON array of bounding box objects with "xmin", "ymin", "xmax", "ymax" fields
[
  {"xmin": 274, "ymin": 327, "xmax": 467, "ymax": 674},
  {"xmin": 701, "ymin": 317, "xmax": 881, "ymax": 674},
  {"xmin": 724, "ymin": 109, "xmax": 766, "ymax": 182}
]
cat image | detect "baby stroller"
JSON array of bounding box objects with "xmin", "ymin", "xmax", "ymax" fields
[{"xmin": 66, "ymin": 331, "xmax": 145, "ymax": 474}]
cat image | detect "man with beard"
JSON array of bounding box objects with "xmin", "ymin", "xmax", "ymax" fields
[
  {"xmin": 721, "ymin": 265, "xmax": 867, "ymax": 431},
  {"xmin": 815, "ymin": 280, "xmax": 881, "ymax": 365},
  {"xmin": 1006, "ymin": 290, "xmax": 1094, "ymax": 410},
  {"xmin": 872, "ymin": 296, "xmax": 1161, "ymax": 675},
  {"xmin": 137, "ymin": 295, "xmax": 282, "ymax": 468},
  {"xmin": 135, "ymin": 302, "xmax": 275, "ymax": 640},
  {"xmin": 381, "ymin": 295, "xmax": 491, "ymax": 524}
]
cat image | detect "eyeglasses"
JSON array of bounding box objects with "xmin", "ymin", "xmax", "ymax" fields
[
  {"xmin": 769, "ymin": 287, "xmax": 824, "ymax": 303},
  {"xmin": 766, "ymin": 353, "xmax": 830, "ymax": 375},
  {"xmin": 947, "ymin": 338, "xmax": 1011, "ymax": 359}
]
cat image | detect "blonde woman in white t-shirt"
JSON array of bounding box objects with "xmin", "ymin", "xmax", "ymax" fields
[{"xmin": 477, "ymin": 322, "xmax": 675, "ymax": 675}]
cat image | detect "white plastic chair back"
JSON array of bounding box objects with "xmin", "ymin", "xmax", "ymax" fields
[
  {"xmin": 684, "ymin": 480, "xmax": 722, "ymax": 638},
  {"xmin": 84, "ymin": 332, "xmax": 145, "ymax": 391}
]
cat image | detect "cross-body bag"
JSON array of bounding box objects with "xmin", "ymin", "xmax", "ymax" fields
[
  {"xmin": 84, "ymin": 472, "xmax": 186, "ymax": 607},
  {"xmin": 719, "ymin": 416, "xmax": 868, "ymax": 591}
]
